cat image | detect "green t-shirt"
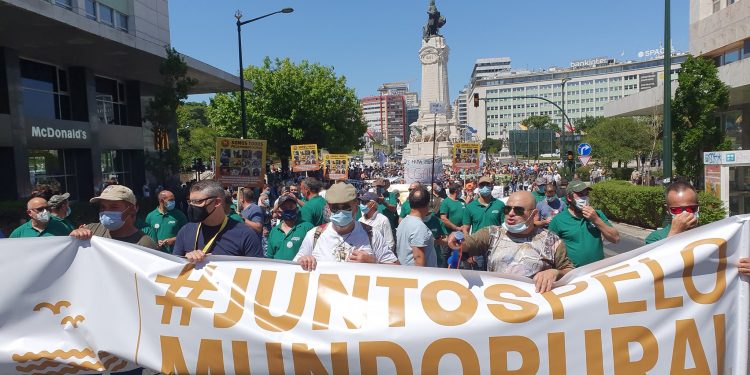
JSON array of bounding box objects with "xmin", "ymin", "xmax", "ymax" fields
[
  {"xmin": 399, "ymin": 201, "xmax": 411, "ymax": 218},
  {"xmin": 51, "ymin": 215, "xmax": 75, "ymax": 233},
  {"xmin": 439, "ymin": 198, "xmax": 466, "ymax": 227},
  {"xmin": 462, "ymin": 198, "xmax": 505, "ymax": 233},
  {"xmin": 145, "ymin": 208, "xmax": 188, "ymax": 253},
  {"xmin": 378, "ymin": 191, "xmax": 399, "ymax": 231},
  {"xmin": 549, "ymin": 208, "xmax": 611, "ymax": 267},
  {"xmin": 300, "ymin": 195, "xmax": 327, "ymax": 226},
  {"xmin": 424, "ymin": 214, "xmax": 448, "ymax": 265},
  {"xmin": 10, "ymin": 219, "xmax": 71, "ymax": 238},
  {"xmin": 532, "ymin": 190, "xmax": 546, "ymax": 203},
  {"xmin": 645, "ymin": 225, "xmax": 671, "ymax": 244},
  {"xmin": 228, "ymin": 212, "xmax": 243, "ymax": 222},
  {"xmin": 267, "ymin": 221, "xmax": 315, "ymax": 260}
]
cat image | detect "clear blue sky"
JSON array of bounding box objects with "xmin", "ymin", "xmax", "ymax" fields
[{"xmin": 169, "ymin": 0, "xmax": 689, "ymax": 103}]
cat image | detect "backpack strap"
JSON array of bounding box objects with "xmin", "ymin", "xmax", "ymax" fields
[
  {"xmin": 312, "ymin": 223, "xmax": 328, "ymax": 250},
  {"xmin": 359, "ymin": 222, "xmax": 374, "ymax": 247}
]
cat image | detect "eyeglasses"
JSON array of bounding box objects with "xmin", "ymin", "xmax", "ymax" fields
[
  {"xmin": 503, "ymin": 206, "xmax": 527, "ymax": 216},
  {"xmin": 29, "ymin": 206, "xmax": 50, "ymax": 213},
  {"xmin": 188, "ymin": 197, "xmax": 218, "ymax": 206},
  {"xmin": 668, "ymin": 205, "xmax": 699, "ymax": 215},
  {"xmin": 329, "ymin": 204, "xmax": 353, "ymax": 213}
]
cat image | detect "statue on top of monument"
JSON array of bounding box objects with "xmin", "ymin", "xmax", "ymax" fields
[{"xmin": 422, "ymin": 0, "xmax": 446, "ymax": 42}]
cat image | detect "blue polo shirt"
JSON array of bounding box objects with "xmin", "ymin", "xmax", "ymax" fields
[{"xmin": 173, "ymin": 219, "xmax": 263, "ymax": 258}]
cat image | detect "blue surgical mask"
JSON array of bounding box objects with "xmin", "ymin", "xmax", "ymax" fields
[
  {"xmin": 66, "ymin": 206, "xmax": 72, "ymax": 217},
  {"xmin": 546, "ymin": 196, "xmax": 558, "ymax": 203},
  {"xmin": 502, "ymin": 214, "xmax": 531, "ymax": 233},
  {"xmin": 538, "ymin": 186, "xmax": 546, "ymax": 194},
  {"xmin": 330, "ymin": 210, "xmax": 354, "ymax": 227},
  {"xmin": 165, "ymin": 200, "xmax": 176, "ymax": 211},
  {"xmin": 479, "ymin": 186, "xmax": 492, "ymax": 196},
  {"xmin": 100, "ymin": 211, "xmax": 125, "ymax": 231},
  {"xmin": 359, "ymin": 203, "xmax": 370, "ymax": 215}
]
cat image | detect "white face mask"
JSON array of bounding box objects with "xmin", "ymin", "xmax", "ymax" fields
[
  {"xmin": 36, "ymin": 210, "xmax": 50, "ymax": 223},
  {"xmin": 574, "ymin": 196, "xmax": 589, "ymax": 209}
]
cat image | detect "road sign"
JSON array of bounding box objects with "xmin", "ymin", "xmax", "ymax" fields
[
  {"xmin": 429, "ymin": 102, "xmax": 445, "ymax": 114},
  {"xmin": 579, "ymin": 155, "xmax": 592, "ymax": 166},
  {"xmin": 577, "ymin": 143, "xmax": 592, "ymax": 156}
]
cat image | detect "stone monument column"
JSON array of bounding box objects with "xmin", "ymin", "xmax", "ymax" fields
[{"xmin": 418, "ymin": 37, "xmax": 452, "ymax": 123}]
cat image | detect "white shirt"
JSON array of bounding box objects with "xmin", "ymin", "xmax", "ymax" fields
[
  {"xmin": 359, "ymin": 211, "xmax": 395, "ymax": 252},
  {"xmin": 294, "ymin": 221, "xmax": 397, "ymax": 264}
]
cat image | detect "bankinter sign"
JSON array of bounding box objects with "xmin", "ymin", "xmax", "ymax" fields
[{"xmin": 31, "ymin": 126, "xmax": 88, "ymax": 140}]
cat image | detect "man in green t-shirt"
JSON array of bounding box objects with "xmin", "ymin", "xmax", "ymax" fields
[
  {"xmin": 424, "ymin": 212, "xmax": 449, "ymax": 267},
  {"xmin": 267, "ymin": 195, "xmax": 314, "ymax": 260},
  {"xmin": 10, "ymin": 197, "xmax": 71, "ymax": 238},
  {"xmin": 461, "ymin": 175, "xmax": 506, "ymax": 270},
  {"xmin": 398, "ymin": 182, "xmax": 421, "ymax": 223},
  {"xmin": 549, "ymin": 180, "xmax": 620, "ymax": 266},
  {"xmin": 299, "ymin": 177, "xmax": 327, "ymax": 226},
  {"xmin": 645, "ymin": 179, "xmax": 700, "ymax": 244},
  {"xmin": 375, "ymin": 178, "xmax": 399, "ymax": 235},
  {"xmin": 439, "ymin": 182, "xmax": 465, "ymax": 233},
  {"xmin": 145, "ymin": 189, "xmax": 188, "ymax": 253},
  {"xmin": 531, "ymin": 177, "xmax": 547, "ymax": 203},
  {"xmin": 48, "ymin": 193, "xmax": 75, "ymax": 233}
]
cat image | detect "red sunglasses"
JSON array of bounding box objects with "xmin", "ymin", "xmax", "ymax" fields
[{"xmin": 668, "ymin": 205, "xmax": 699, "ymax": 215}]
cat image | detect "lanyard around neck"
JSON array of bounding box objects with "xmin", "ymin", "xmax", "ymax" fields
[{"xmin": 194, "ymin": 216, "xmax": 229, "ymax": 254}]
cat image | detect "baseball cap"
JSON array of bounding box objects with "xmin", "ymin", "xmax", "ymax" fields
[
  {"xmin": 325, "ymin": 183, "xmax": 357, "ymax": 204},
  {"xmin": 90, "ymin": 185, "xmax": 136, "ymax": 205},
  {"xmin": 479, "ymin": 176, "xmax": 493, "ymax": 184},
  {"xmin": 48, "ymin": 192, "xmax": 70, "ymax": 207},
  {"xmin": 567, "ymin": 180, "xmax": 590, "ymax": 193},
  {"xmin": 535, "ymin": 177, "xmax": 546, "ymax": 186},
  {"xmin": 360, "ymin": 191, "xmax": 379, "ymax": 203},
  {"xmin": 277, "ymin": 194, "xmax": 296, "ymax": 206}
]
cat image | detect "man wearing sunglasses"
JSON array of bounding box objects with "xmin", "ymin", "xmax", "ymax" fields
[
  {"xmin": 461, "ymin": 175, "xmax": 506, "ymax": 270},
  {"xmin": 10, "ymin": 197, "xmax": 71, "ymax": 238},
  {"xmin": 295, "ymin": 183, "xmax": 398, "ymax": 271},
  {"xmin": 645, "ymin": 179, "xmax": 700, "ymax": 244},
  {"xmin": 447, "ymin": 191, "xmax": 574, "ymax": 293},
  {"xmin": 173, "ymin": 180, "xmax": 263, "ymax": 264},
  {"xmin": 549, "ymin": 180, "xmax": 619, "ymax": 267}
]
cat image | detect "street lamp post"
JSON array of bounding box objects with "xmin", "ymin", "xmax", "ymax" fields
[
  {"xmin": 235, "ymin": 7, "xmax": 294, "ymax": 139},
  {"xmin": 662, "ymin": 0, "xmax": 672, "ymax": 181},
  {"xmin": 560, "ymin": 77, "xmax": 570, "ymax": 158}
]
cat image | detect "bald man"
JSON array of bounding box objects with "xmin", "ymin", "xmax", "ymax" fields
[
  {"xmin": 10, "ymin": 197, "xmax": 71, "ymax": 238},
  {"xmin": 645, "ymin": 180, "xmax": 700, "ymax": 244},
  {"xmin": 448, "ymin": 191, "xmax": 574, "ymax": 293},
  {"xmin": 145, "ymin": 189, "xmax": 187, "ymax": 253}
]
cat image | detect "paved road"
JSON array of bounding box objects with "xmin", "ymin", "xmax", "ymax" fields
[{"xmin": 603, "ymin": 232, "xmax": 644, "ymax": 257}]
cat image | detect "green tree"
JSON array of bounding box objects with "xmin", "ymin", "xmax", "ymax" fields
[
  {"xmin": 176, "ymin": 102, "xmax": 215, "ymax": 170},
  {"xmin": 584, "ymin": 117, "xmax": 651, "ymax": 169},
  {"xmin": 672, "ymin": 54, "xmax": 731, "ymax": 182},
  {"xmin": 144, "ymin": 47, "xmax": 197, "ymax": 183},
  {"xmin": 574, "ymin": 115, "xmax": 602, "ymax": 134},
  {"xmin": 208, "ymin": 57, "xmax": 366, "ymax": 170},
  {"xmin": 520, "ymin": 115, "xmax": 554, "ymax": 130},
  {"xmin": 481, "ymin": 138, "xmax": 503, "ymax": 154}
]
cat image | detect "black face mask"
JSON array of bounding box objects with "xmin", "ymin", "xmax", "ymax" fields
[{"xmin": 188, "ymin": 203, "xmax": 216, "ymax": 223}]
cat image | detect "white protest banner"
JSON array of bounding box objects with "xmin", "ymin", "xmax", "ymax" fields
[
  {"xmin": 0, "ymin": 215, "xmax": 748, "ymax": 374},
  {"xmin": 404, "ymin": 157, "xmax": 443, "ymax": 184}
]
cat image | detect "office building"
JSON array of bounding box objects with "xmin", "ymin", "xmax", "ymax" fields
[
  {"xmin": 0, "ymin": 0, "xmax": 239, "ymax": 200},
  {"xmin": 470, "ymin": 57, "xmax": 512, "ymax": 82},
  {"xmin": 360, "ymin": 95, "xmax": 407, "ymax": 148},
  {"xmin": 466, "ymin": 54, "xmax": 686, "ymax": 142}
]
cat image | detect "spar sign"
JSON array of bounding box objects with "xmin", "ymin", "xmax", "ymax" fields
[{"xmin": 0, "ymin": 215, "xmax": 748, "ymax": 374}]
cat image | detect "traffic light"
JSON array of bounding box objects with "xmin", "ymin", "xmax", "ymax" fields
[{"xmin": 473, "ymin": 93, "xmax": 480, "ymax": 108}]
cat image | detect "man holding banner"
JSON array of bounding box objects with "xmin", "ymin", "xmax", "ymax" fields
[
  {"xmin": 295, "ymin": 183, "xmax": 399, "ymax": 270},
  {"xmin": 173, "ymin": 180, "xmax": 263, "ymax": 264},
  {"xmin": 449, "ymin": 191, "xmax": 574, "ymax": 293}
]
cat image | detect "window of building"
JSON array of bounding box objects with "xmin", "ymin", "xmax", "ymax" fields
[
  {"xmin": 116, "ymin": 12, "xmax": 128, "ymax": 31},
  {"xmin": 713, "ymin": 0, "xmax": 721, "ymax": 12},
  {"xmin": 28, "ymin": 149, "xmax": 79, "ymax": 198},
  {"xmin": 98, "ymin": 4, "xmax": 114, "ymax": 26},
  {"xmin": 54, "ymin": 0, "xmax": 72, "ymax": 8},
  {"xmin": 20, "ymin": 59, "xmax": 71, "ymax": 120},
  {"xmin": 101, "ymin": 150, "xmax": 135, "ymax": 187},
  {"xmin": 95, "ymin": 76, "xmax": 127, "ymax": 125},
  {"xmin": 85, "ymin": 0, "xmax": 97, "ymax": 19}
]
